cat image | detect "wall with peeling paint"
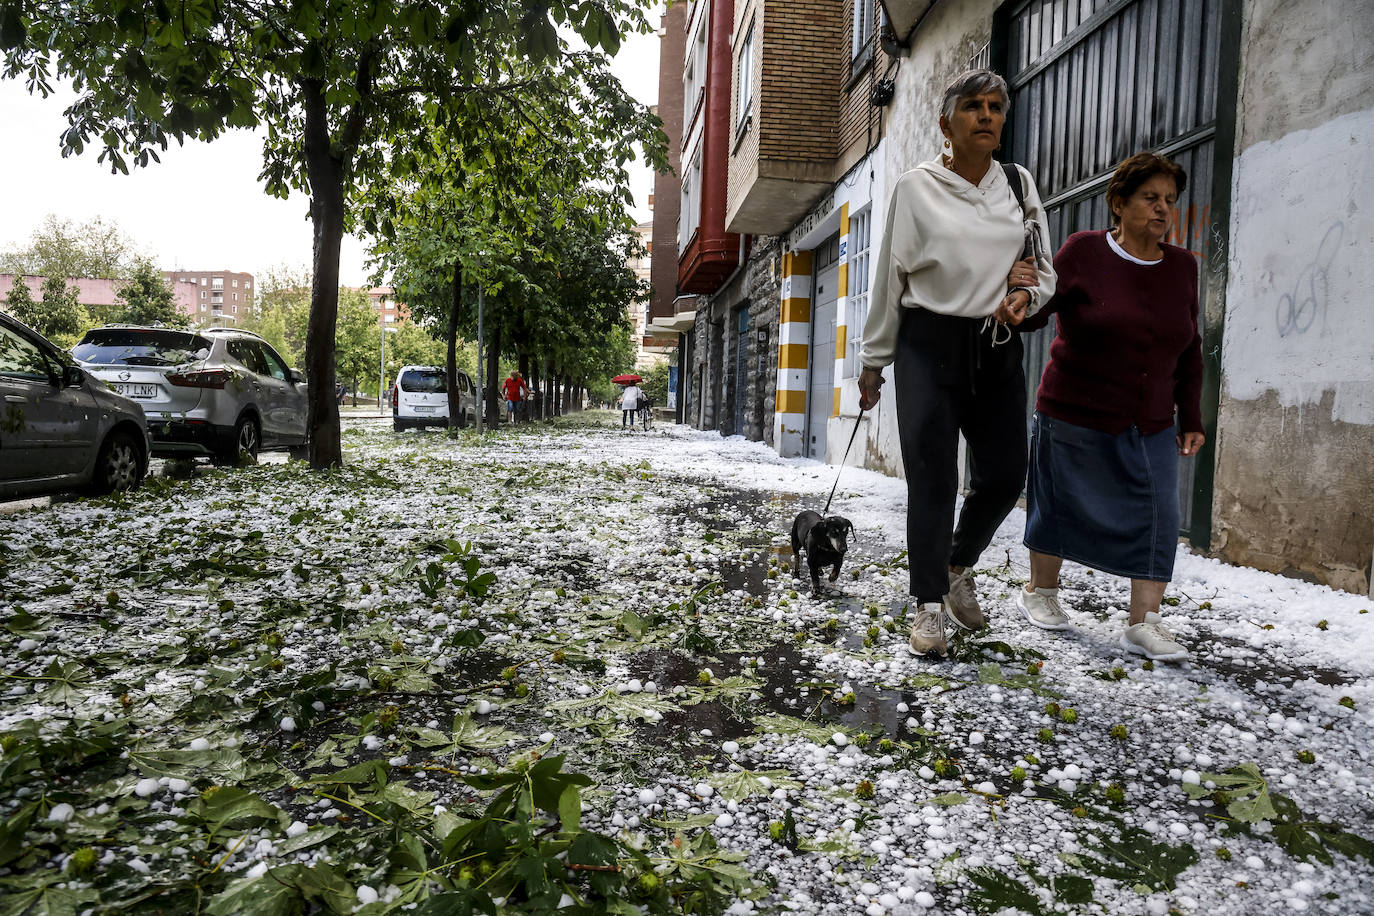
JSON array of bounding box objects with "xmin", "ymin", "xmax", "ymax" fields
[{"xmin": 1213, "ymin": 0, "xmax": 1374, "ymax": 594}]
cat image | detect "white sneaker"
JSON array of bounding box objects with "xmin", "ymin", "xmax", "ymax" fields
[
  {"xmin": 908, "ymin": 602, "xmax": 948, "ymax": 657},
  {"xmin": 945, "ymin": 568, "xmax": 985, "ymax": 630},
  {"xmin": 1017, "ymin": 586, "xmax": 1071, "ymax": 631},
  {"xmin": 1122, "ymin": 612, "xmax": 1188, "ymax": 661}
]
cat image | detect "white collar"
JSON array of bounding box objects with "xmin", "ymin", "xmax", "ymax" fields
[{"xmin": 1107, "ymin": 231, "xmax": 1162, "ymax": 265}]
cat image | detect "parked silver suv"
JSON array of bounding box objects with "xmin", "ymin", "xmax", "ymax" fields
[
  {"xmin": 72, "ymin": 326, "xmax": 308, "ymax": 464},
  {"xmin": 0, "ymin": 311, "xmax": 150, "ymax": 498}
]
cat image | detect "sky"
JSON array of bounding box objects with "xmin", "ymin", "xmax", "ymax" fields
[{"xmin": 0, "ymin": 21, "xmax": 661, "ymax": 289}]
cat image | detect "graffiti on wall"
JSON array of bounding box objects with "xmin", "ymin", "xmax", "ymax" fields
[
  {"xmin": 1222, "ymin": 107, "xmax": 1374, "ymax": 426},
  {"xmin": 1274, "ymin": 221, "xmax": 1343, "ymax": 338}
]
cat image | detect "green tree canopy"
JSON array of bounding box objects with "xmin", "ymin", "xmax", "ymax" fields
[
  {"xmin": 0, "ymin": 214, "xmax": 140, "ymax": 279},
  {"xmin": 3, "ymin": 0, "xmax": 656, "ymax": 467},
  {"xmin": 33, "ymin": 276, "xmax": 87, "ymax": 347},
  {"xmin": 114, "ymin": 260, "xmax": 188, "ymax": 327}
]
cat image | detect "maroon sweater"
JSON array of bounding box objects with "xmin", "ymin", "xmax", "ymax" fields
[{"xmin": 1021, "ymin": 230, "xmax": 1203, "ymax": 435}]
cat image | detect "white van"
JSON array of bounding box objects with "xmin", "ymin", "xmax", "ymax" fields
[{"xmin": 392, "ymin": 365, "xmax": 476, "ymax": 431}]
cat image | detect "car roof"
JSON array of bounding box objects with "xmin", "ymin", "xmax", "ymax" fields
[{"xmin": 199, "ymin": 327, "xmax": 267, "ymax": 341}]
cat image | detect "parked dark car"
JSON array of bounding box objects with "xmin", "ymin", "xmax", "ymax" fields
[{"xmin": 0, "ymin": 312, "xmax": 150, "ymax": 499}]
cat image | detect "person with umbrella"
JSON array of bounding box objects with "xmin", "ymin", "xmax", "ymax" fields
[{"xmin": 614, "ymin": 374, "xmax": 644, "ymax": 429}]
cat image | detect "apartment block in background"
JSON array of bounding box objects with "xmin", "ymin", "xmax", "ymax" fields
[
  {"xmin": 366, "ymin": 287, "xmax": 410, "ymax": 325},
  {"xmin": 164, "ymin": 269, "xmax": 256, "ymax": 325}
]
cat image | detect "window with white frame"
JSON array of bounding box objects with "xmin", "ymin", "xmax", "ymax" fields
[
  {"xmin": 736, "ymin": 21, "xmax": 755, "ymax": 130},
  {"xmin": 683, "ymin": 17, "xmax": 708, "ymax": 129},
  {"xmin": 679, "ymin": 145, "xmax": 703, "ymax": 252},
  {"xmin": 844, "ymin": 207, "xmax": 872, "ymax": 378},
  {"xmin": 851, "ymin": 0, "xmax": 874, "ymax": 61}
]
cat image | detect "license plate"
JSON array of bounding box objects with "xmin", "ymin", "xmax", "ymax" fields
[
  {"xmin": 114, "ymin": 383, "xmax": 158, "ymax": 399},
  {"xmin": 413, "ymin": 405, "xmax": 436, "ymax": 413}
]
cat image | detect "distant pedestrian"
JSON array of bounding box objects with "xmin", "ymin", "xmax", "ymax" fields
[
  {"xmin": 502, "ymin": 372, "xmax": 528, "ymax": 425},
  {"xmin": 1015, "ymin": 152, "xmax": 1203, "ymax": 662},
  {"xmin": 620, "ymin": 383, "xmax": 643, "ymax": 429}
]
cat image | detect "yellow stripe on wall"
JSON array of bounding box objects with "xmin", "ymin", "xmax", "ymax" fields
[
  {"xmin": 837, "ymin": 262, "xmax": 848, "ymax": 299},
  {"xmin": 783, "ymin": 250, "xmax": 814, "ymax": 277},
  {"xmin": 834, "ymin": 323, "xmax": 846, "ymax": 358},
  {"xmin": 776, "ymin": 388, "xmax": 807, "ymax": 414},
  {"xmin": 777, "ymin": 343, "xmax": 809, "ymax": 370},
  {"xmin": 780, "ymin": 297, "xmax": 811, "ymax": 324},
  {"xmin": 832, "ymin": 387, "xmax": 841, "ymax": 417}
]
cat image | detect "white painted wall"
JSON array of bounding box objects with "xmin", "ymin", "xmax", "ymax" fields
[{"xmin": 1222, "ymin": 106, "xmax": 1374, "ymax": 425}]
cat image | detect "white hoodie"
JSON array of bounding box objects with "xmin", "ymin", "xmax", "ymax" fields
[{"xmin": 859, "ymin": 158, "xmax": 1056, "ymax": 369}]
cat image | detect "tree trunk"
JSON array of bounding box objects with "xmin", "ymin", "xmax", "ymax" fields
[
  {"xmin": 517, "ymin": 352, "xmax": 530, "ymax": 423},
  {"xmin": 544, "ymin": 360, "xmax": 554, "ymax": 417},
  {"xmin": 446, "ymin": 263, "xmax": 462, "ymax": 427},
  {"xmin": 485, "ymin": 321, "xmax": 501, "ymax": 426},
  {"xmin": 301, "ymin": 80, "xmax": 345, "ymax": 469},
  {"xmin": 529, "ymin": 358, "xmax": 541, "ymax": 420}
]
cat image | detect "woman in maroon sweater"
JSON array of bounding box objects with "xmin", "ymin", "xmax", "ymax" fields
[{"xmin": 1010, "ymin": 152, "xmax": 1204, "ymax": 662}]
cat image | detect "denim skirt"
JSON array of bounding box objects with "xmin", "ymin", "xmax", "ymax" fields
[{"xmin": 1024, "ymin": 412, "xmax": 1181, "ymax": 581}]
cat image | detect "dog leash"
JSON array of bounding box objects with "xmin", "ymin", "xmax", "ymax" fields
[{"xmin": 823, "ymin": 407, "xmax": 866, "ymax": 515}]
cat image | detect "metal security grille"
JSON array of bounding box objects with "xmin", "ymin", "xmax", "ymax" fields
[{"xmin": 1000, "ymin": 0, "xmax": 1222, "ymax": 533}]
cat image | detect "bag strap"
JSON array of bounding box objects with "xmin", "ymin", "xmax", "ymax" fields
[{"xmin": 1002, "ymin": 162, "xmax": 1026, "ymax": 214}]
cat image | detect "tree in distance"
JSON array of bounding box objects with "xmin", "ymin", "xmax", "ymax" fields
[
  {"xmin": 2, "ymin": 0, "xmax": 656, "ymax": 468},
  {"xmin": 114, "ymin": 260, "xmax": 189, "ymax": 328},
  {"xmin": 0, "ymin": 214, "xmax": 140, "ymax": 280}
]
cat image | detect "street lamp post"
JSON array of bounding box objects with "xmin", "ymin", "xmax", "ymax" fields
[{"xmin": 378, "ymin": 311, "xmax": 386, "ymax": 413}]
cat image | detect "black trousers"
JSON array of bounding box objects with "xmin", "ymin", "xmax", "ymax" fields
[{"xmin": 894, "ymin": 308, "xmax": 1028, "ymax": 604}]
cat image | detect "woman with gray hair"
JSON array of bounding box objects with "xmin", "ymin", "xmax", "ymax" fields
[{"xmin": 857, "ymin": 68, "xmax": 1055, "ymax": 657}]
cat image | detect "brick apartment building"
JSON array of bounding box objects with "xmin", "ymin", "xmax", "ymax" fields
[
  {"xmin": 1, "ymin": 273, "xmax": 199, "ymax": 323},
  {"xmin": 644, "ymin": 3, "xmax": 692, "ymax": 412},
  {"xmin": 658, "ymin": 0, "xmax": 892, "ymax": 454},
  {"xmin": 366, "ymin": 287, "xmax": 410, "ymax": 326},
  {"xmin": 164, "ymin": 269, "xmax": 255, "ymax": 325},
  {"xmin": 651, "ymin": 0, "xmax": 1374, "ymax": 594}
]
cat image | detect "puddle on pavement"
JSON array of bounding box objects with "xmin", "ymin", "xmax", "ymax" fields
[{"xmin": 626, "ymin": 641, "xmax": 931, "ymax": 748}]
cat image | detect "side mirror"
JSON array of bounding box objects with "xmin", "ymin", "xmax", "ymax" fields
[
  {"xmin": 62, "ymin": 365, "xmax": 85, "ymax": 388},
  {"xmin": 287, "ymin": 369, "xmax": 305, "ymax": 384}
]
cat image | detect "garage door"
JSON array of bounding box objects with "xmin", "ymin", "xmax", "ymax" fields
[{"xmin": 1000, "ymin": 0, "xmax": 1222, "ymax": 533}]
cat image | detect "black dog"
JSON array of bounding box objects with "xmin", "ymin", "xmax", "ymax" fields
[{"xmin": 790, "ymin": 510, "xmax": 855, "ymax": 595}]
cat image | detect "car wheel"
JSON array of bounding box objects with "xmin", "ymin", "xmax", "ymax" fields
[
  {"xmin": 458, "ymin": 410, "xmax": 470, "ymax": 429},
  {"xmin": 217, "ymin": 416, "xmax": 260, "ymax": 465},
  {"xmin": 90, "ymin": 430, "xmax": 144, "ymax": 494},
  {"xmin": 393, "ymin": 418, "xmax": 405, "ymax": 432}
]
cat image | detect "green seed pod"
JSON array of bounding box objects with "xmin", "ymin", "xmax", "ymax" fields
[{"xmin": 67, "ymin": 846, "xmax": 99, "ymax": 875}]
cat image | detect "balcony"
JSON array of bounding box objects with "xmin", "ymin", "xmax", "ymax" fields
[
  {"xmin": 723, "ymin": 1, "xmax": 859, "ymax": 235},
  {"xmin": 675, "ymin": 0, "xmax": 739, "ymax": 295}
]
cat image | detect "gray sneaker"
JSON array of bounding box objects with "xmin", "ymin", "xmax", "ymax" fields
[
  {"xmin": 945, "ymin": 568, "xmax": 985, "ymax": 630},
  {"xmin": 1017, "ymin": 586, "xmax": 1071, "ymax": 631},
  {"xmin": 908, "ymin": 602, "xmax": 948, "ymax": 657},
  {"xmin": 1122, "ymin": 612, "xmax": 1188, "ymax": 661}
]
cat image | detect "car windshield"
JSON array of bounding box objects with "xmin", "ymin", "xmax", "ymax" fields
[
  {"xmin": 72, "ymin": 329, "xmax": 212, "ymax": 366},
  {"xmin": 400, "ymin": 369, "xmax": 447, "ymax": 393}
]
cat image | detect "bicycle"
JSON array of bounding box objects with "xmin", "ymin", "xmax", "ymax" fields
[{"xmin": 639, "ymin": 401, "xmax": 653, "ymax": 430}]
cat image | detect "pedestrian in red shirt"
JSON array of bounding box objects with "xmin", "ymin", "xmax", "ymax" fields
[
  {"xmin": 502, "ymin": 372, "xmax": 528, "ymax": 424},
  {"xmin": 1008, "ymin": 152, "xmax": 1204, "ymax": 662}
]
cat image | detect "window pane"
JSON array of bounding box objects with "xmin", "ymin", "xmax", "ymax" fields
[{"xmin": 0, "ymin": 327, "xmax": 51, "ymax": 381}]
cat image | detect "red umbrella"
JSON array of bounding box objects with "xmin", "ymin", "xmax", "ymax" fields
[{"xmin": 611, "ymin": 374, "xmax": 642, "ymax": 384}]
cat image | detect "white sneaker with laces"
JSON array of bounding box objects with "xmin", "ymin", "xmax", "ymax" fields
[
  {"xmin": 1017, "ymin": 586, "xmax": 1071, "ymax": 631},
  {"xmin": 908, "ymin": 602, "xmax": 948, "ymax": 657},
  {"xmin": 1122, "ymin": 612, "xmax": 1188, "ymax": 661}
]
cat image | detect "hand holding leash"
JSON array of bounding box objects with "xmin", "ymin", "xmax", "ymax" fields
[{"xmin": 857, "ymin": 367, "xmax": 884, "ymax": 410}]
